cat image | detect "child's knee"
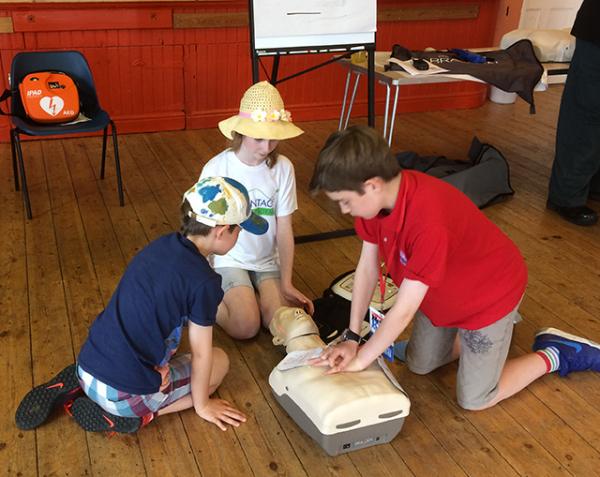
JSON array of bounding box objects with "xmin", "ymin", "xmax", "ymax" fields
[
  {"xmin": 220, "ymin": 303, "xmax": 261, "ymax": 339},
  {"xmin": 408, "ymin": 365, "xmax": 434, "ymax": 376},
  {"xmin": 229, "ymin": 316, "xmax": 261, "ymax": 339},
  {"xmin": 406, "ymin": 350, "xmax": 446, "ymax": 375},
  {"xmin": 457, "ymin": 397, "xmax": 495, "ymax": 411},
  {"xmin": 456, "ymin": 386, "xmax": 498, "ymax": 411}
]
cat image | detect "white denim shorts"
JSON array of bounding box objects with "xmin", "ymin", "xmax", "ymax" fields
[{"xmin": 215, "ymin": 267, "xmax": 280, "ymax": 293}]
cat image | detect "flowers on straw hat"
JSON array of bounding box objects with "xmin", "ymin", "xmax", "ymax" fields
[{"xmin": 218, "ymin": 81, "xmax": 304, "ymax": 141}]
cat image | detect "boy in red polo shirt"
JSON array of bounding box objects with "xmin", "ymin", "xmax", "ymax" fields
[{"xmin": 309, "ymin": 125, "xmax": 600, "ymax": 410}]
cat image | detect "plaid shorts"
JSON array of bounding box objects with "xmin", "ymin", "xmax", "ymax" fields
[{"xmin": 77, "ymin": 353, "xmax": 193, "ymax": 418}]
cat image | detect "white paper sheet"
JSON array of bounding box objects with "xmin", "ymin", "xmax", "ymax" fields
[
  {"xmin": 253, "ymin": 0, "xmax": 376, "ymax": 39},
  {"xmin": 276, "ymin": 348, "xmax": 324, "ymax": 371},
  {"xmin": 388, "ymin": 58, "xmax": 449, "ymax": 76}
]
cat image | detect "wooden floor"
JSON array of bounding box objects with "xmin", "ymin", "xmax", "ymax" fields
[{"xmin": 2, "ymin": 85, "xmax": 600, "ymax": 477}]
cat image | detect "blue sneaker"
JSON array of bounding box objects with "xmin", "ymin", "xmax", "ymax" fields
[
  {"xmin": 393, "ymin": 340, "xmax": 408, "ymax": 362},
  {"xmin": 533, "ymin": 327, "xmax": 600, "ymax": 377}
]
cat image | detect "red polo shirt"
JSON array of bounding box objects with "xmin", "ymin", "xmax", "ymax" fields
[{"xmin": 355, "ymin": 170, "xmax": 527, "ymax": 330}]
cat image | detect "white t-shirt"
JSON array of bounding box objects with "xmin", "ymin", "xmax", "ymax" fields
[{"xmin": 200, "ymin": 149, "xmax": 297, "ymax": 271}]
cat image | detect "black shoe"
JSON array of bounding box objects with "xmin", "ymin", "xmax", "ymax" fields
[
  {"xmin": 546, "ymin": 201, "xmax": 598, "ymax": 226},
  {"xmin": 15, "ymin": 364, "xmax": 82, "ymax": 430},
  {"xmin": 71, "ymin": 397, "xmax": 150, "ymax": 433}
]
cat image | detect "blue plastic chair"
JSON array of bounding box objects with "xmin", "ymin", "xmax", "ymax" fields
[{"xmin": 8, "ymin": 50, "xmax": 124, "ymax": 219}]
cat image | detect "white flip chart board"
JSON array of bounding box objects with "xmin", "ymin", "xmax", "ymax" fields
[{"xmin": 252, "ymin": 0, "xmax": 376, "ymax": 50}]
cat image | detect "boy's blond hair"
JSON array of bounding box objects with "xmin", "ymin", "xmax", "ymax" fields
[{"xmin": 309, "ymin": 125, "xmax": 401, "ymax": 194}]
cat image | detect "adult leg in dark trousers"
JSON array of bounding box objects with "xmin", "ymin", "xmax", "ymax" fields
[{"xmin": 547, "ymin": 38, "xmax": 600, "ymax": 226}]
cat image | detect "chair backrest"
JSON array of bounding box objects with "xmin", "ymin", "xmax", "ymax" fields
[{"xmin": 10, "ymin": 50, "xmax": 101, "ymax": 119}]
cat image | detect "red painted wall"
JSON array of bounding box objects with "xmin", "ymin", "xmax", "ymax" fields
[{"xmin": 0, "ymin": 1, "xmax": 498, "ymax": 141}]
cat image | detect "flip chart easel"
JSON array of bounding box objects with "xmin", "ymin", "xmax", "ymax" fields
[{"xmin": 249, "ymin": 0, "xmax": 377, "ymax": 127}]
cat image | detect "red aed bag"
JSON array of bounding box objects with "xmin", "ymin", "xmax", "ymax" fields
[{"xmin": 18, "ymin": 72, "xmax": 79, "ymax": 123}]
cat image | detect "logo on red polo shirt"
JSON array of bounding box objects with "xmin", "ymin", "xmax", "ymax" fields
[{"xmin": 399, "ymin": 250, "xmax": 407, "ymax": 266}]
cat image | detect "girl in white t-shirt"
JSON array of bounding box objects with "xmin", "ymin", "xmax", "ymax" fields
[{"xmin": 200, "ymin": 82, "xmax": 314, "ymax": 339}]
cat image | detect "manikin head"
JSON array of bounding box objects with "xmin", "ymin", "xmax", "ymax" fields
[{"xmin": 269, "ymin": 307, "xmax": 323, "ymax": 352}]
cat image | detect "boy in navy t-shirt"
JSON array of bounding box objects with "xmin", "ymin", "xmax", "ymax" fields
[{"xmin": 16, "ymin": 176, "xmax": 268, "ymax": 433}]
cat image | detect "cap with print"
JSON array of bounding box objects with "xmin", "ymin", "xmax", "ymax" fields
[{"xmin": 183, "ymin": 176, "xmax": 268, "ymax": 235}]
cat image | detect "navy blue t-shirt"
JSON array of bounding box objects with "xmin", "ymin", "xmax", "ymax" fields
[{"xmin": 78, "ymin": 233, "xmax": 223, "ymax": 395}]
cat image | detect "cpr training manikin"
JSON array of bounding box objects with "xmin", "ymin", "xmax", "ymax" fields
[{"xmin": 268, "ymin": 307, "xmax": 411, "ymax": 456}]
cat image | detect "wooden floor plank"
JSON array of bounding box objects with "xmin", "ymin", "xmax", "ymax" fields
[
  {"xmin": 391, "ymin": 365, "xmax": 519, "ymax": 476},
  {"xmin": 60, "ymin": 139, "xmax": 126, "ymax": 302},
  {"xmin": 493, "ymin": 216, "xmax": 600, "ymax": 323},
  {"xmin": 500, "ymin": 368, "xmax": 600, "ymax": 475},
  {"xmin": 432, "ymin": 360, "xmax": 593, "ymax": 476},
  {"xmin": 41, "ymin": 139, "xmax": 102, "ymax": 351},
  {"xmin": 3, "ymin": 83, "xmax": 600, "ymax": 476},
  {"xmin": 217, "ymin": 330, "xmax": 309, "ymax": 477},
  {"xmin": 0, "ymin": 144, "xmax": 37, "ymax": 477},
  {"xmin": 391, "ymin": 413, "xmax": 468, "ymax": 476},
  {"xmin": 100, "ymin": 136, "xmax": 173, "ymax": 241},
  {"xmin": 22, "ymin": 140, "xmax": 92, "ymax": 476},
  {"xmin": 347, "ymin": 444, "xmax": 414, "ymax": 476},
  {"xmin": 120, "ymin": 134, "xmax": 181, "ymax": 232}
]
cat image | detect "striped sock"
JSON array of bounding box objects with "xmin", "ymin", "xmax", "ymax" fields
[{"xmin": 536, "ymin": 346, "xmax": 560, "ymax": 373}]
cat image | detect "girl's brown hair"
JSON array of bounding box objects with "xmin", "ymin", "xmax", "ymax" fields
[{"xmin": 231, "ymin": 131, "xmax": 279, "ymax": 168}]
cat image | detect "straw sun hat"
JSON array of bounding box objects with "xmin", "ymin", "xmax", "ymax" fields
[{"xmin": 218, "ymin": 81, "xmax": 304, "ymax": 141}]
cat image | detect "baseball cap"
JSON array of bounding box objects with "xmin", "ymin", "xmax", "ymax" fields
[{"xmin": 183, "ymin": 176, "xmax": 268, "ymax": 235}]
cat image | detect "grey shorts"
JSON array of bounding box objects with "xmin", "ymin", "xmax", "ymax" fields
[
  {"xmin": 215, "ymin": 267, "xmax": 281, "ymax": 294},
  {"xmin": 406, "ymin": 305, "xmax": 521, "ymax": 410}
]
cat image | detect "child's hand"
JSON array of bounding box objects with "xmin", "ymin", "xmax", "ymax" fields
[
  {"xmin": 196, "ymin": 398, "xmax": 247, "ymax": 431},
  {"xmin": 154, "ymin": 364, "xmax": 170, "ymax": 391},
  {"xmin": 310, "ymin": 341, "xmax": 358, "ymax": 373},
  {"xmin": 335, "ymin": 357, "xmax": 365, "ymax": 374},
  {"xmin": 282, "ymin": 285, "xmax": 315, "ymax": 315}
]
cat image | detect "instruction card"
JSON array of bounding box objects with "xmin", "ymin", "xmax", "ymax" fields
[
  {"xmin": 276, "ymin": 348, "xmax": 324, "ymax": 371},
  {"xmin": 369, "ymin": 307, "xmax": 395, "ymax": 362}
]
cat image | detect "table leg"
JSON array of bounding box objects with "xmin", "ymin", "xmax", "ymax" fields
[
  {"xmin": 344, "ymin": 73, "xmax": 361, "ymax": 130},
  {"xmin": 387, "ymin": 85, "xmax": 400, "ymax": 147},
  {"xmin": 382, "ymin": 81, "xmax": 391, "ymax": 140},
  {"xmin": 338, "ymin": 70, "xmax": 352, "ymax": 130}
]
